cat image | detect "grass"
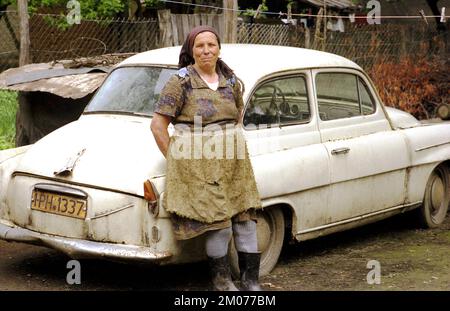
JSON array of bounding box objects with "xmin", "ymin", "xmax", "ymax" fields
[{"xmin": 0, "ymin": 90, "xmax": 18, "ymax": 150}]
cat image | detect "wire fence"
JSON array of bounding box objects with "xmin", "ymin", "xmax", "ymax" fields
[
  {"xmin": 237, "ymin": 21, "xmax": 449, "ymax": 70},
  {"xmin": 0, "ymin": 11, "xmax": 448, "ymax": 145},
  {"xmin": 0, "ymin": 11, "xmax": 159, "ymax": 72},
  {"xmin": 0, "ymin": 11, "xmax": 448, "ymax": 72},
  {"xmin": 0, "ymin": 11, "xmax": 450, "ymax": 72}
]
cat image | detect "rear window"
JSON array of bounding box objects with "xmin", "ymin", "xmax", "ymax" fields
[{"xmin": 85, "ymin": 66, "xmax": 176, "ymax": 115}]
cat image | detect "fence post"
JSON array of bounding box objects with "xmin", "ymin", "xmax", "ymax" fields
[
  {"xmin": 305, "ymin": 27, "xmax": 310, "ymax": 49},
  {"xmin": 157, "ymin": 9, "xmax": 173, "ymax": 47},
  {"xmin": 18, "ymin": 0, "xmax": 30, "ymax": 66},
  {"xmin": 313, "ymin": 8, "xmax": 325, "ymax": 50},
  {"xmin": 400, "ymin": 27, "xmax": 406, "ymax": 59},
  {"xmin": 223, "ymin": 0, "xmax": 237, "ymax": 43}
]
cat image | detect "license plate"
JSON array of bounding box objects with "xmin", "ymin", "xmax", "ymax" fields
[{"xmin": 31, "ymin": 189, "xmax": 87, "ymax": 219}]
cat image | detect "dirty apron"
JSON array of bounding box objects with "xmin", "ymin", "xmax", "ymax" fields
[{"xmin": 164, "ymin": 122, "xmax": 261, "ymax": 240}]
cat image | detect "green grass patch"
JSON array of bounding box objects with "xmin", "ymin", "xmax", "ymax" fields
[{"xmin": 0, "ymin": 90, "xmax": 18, "ymax": 150}]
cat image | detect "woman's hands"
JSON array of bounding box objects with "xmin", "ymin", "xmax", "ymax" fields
[{"xmin": 150, "ymin": 113, "xmax": 172, "ymax": 158}]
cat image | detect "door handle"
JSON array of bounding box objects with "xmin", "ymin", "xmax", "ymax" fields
[{"xmin": 331, "ymin": 147, "xmax": 350, "ymax": 155}]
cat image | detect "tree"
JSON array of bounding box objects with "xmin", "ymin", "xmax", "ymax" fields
[{"xmin": 2, "ymin": 0, "xmax": 127, "ymax": 19}]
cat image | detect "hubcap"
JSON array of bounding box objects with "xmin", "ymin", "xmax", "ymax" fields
[
  {"xmin": 256, "ymin": 214, "xmax": 271, "ymax": 253},
  {"xmin": 430, "ymin": 174, "xmax": 444, "ymax": 214}
]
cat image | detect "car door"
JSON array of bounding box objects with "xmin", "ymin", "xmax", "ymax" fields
[
  {"xmin": 314, "ymin": 69, "xmax": 410, "ymax": 223},
  {"xmin": 243, "ymin": 71, "xmax": 331, "ymax": 232}
]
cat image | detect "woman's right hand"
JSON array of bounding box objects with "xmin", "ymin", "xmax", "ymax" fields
[{"xmin": 150, "ymin": 113, "xmax": 172, "ymax": 158}]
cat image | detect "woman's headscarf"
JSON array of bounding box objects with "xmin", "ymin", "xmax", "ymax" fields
[{"xmin": 178, "ymin": 25, "xmax": 234, "ymax": 78}]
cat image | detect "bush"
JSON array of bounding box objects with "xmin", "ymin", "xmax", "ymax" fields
[
  {"xmin": 0, "ymin": 90, "xmax": 18, "ymax": 150},
  {"xmin": 369, "ymin": 57, "xmax": 449, "ymax": 120}
]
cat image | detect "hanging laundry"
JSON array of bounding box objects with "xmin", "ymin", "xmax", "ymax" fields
[
  {"xmin": 349, "ymin": 13, "xmax": 356, "ymax": 23},
  {"xmin": 327, "ymin": 17, "xmax": 345, "ymax": 32}
]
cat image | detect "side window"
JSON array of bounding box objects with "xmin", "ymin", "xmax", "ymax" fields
[
  {"xmin": 316, "ymin": 73, "xmax": 359, "ymax": 121},
  {"xmin": 244, "ymin": 75, "xmax": 309, "ymax": 127},
  {"xmin": 358, "ymin": 78, "xmax": 376, "ymax": 115}
]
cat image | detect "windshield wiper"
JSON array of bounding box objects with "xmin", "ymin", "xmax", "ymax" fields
[{"xmin": 83, "ymin": 110, "xmax": 152, "ymax": 117}]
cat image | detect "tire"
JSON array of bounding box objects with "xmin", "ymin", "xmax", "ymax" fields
[
  {"xmin": 229, "ymin": 207, "xmax": 285, "ymax": 278},
  {"xmin": 418, "ymin": 165, "xmax": 450, "ymax": 228}
]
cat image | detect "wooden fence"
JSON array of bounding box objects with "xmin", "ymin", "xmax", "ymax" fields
[{"xmin": 157, "ymin": 6, "xmax": 237, "ymax": 47}]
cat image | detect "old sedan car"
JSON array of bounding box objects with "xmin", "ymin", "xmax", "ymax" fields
[{"xmin": 1, "ymin": 45, "xmax": 449, "ymax": 277}]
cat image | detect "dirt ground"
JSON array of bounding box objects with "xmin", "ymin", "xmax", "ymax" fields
[{"xmin": 0, "ymin": 210, "xmax": 449, "ymax": 291}]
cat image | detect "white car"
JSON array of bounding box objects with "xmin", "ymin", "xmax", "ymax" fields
[{"xmin": 1, "ymin": 45, "xmax": 449, "ymax": 277}]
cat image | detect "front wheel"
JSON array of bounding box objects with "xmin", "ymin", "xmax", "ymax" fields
[
  {"xmin": 229, "ymin": 207, "xmax": 285, "ymax": 278},
  {"xmin": 417, "ymin": 165, "xmax": 450, "ymax": 228}
]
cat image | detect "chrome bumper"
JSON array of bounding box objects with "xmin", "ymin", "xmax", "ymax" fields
[{"xmin": 0, "ymin": 221, "xmax": 172, "ymax": 262}]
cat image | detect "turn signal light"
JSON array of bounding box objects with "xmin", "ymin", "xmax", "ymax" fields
[{"xmin": 143, "ymin": 179, "xmax": 158, "ymax": 202}]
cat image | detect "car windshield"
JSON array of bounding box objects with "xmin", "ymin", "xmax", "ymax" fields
[{"xmin": 84, "ymin": 66, "xmax": 176, "ymax": 116}]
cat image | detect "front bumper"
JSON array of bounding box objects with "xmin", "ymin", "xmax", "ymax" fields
[{"xmin": 0, "ymin": 220, "xmax": 172, "ymax": 262}]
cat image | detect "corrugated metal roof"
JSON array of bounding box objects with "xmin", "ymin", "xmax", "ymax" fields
[
  {"xmin": 298, "ymin": 0, "xmax": 360, "ymax": 9},
  {"xmin": 0, "ymin": 54, "xmax": 133, "ymax": 99},
  {"xmin": 5, "ymin": 66, "xmax": 110, "ymax": 86},
  {"xmin": 0, "ymin": 63, "xmax": 107, "ymax": 99}
]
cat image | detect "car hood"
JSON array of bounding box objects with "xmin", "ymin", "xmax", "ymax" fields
[{"xmin": 14, "ymin": 114, "xmax": 165, "ymax": 197}]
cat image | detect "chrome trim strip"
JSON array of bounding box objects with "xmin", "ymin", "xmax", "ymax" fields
[
  {"xmin": 296, "ymin": 201, "xmax": 421, "ymax": 235},
  {"xmin": 415, "ymin": 141, "xmax": 450, "ymax": 152},
  {"xmin": 12, "ymin": 171, "xmax": 142, "ymax": 199},
  {"xmin": 0, "ymin": 222, "xmax": 172, "ymax": 261},
  {"xmin": 34, "ymin": 183, "xmax": 88, "ymax": 198},
  {"xmin": 88, "ymin": 203, "xmax": 135, "ymax": 220}
]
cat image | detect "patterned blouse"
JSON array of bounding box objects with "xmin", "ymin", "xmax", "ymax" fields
[{"xmin": 154, "ymin": 65, "xmax": 244, "ymax": 125}]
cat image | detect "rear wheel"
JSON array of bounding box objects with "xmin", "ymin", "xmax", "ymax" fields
[
  {"xmin": 229, "ymin": 207, "xmax": 285, "ymax": 278},
  {"xmin": 418, "ymin": 165, "xmax": 450, "ymax": 228}
]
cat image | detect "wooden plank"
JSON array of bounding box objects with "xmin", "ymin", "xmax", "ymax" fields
[
  {"xmin": 181, "ymin": 14, "xmax": 189, "ymax": 41},
  {"xmin": 223, "ymin": 0, "xmax": 237, "ymax": 43},
  {"xmin": 176, "ymin": 15, "xmax": 185, "ymax": 45},
  {"xmin": 305, "ymin": 27, "xmax": 310, "ymax": 49},
  {"xmin": 194, "ymin": 14, "xmax": 201, "ymax": 28},
  {"xmin": 157, "ymin": 10, "xmax": 173, "ymax": 47},
  {"xmin": 170, "ymin": 14, "xmax": 178, "ymax": 45},
  {"xmin": 187, "ymin": 14, "xmax": 195, "ymax": 31},
  {"xmin": 207, "ymin": 14, "xmax": 213, "ymax": 27},
  {"xmin": 199, "ymin": 13, "xmax": 207, "ymax": 26}
]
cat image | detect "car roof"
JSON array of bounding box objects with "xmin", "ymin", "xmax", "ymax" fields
[{"xmin": 118, "ymin": 44, "xmax": 362, "ymax": 95}]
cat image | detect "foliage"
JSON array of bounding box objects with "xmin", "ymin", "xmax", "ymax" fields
[
  {"xmin": 143, "ymin": 0, "xmax": 164, "ymax": 10},
  {"xmin": 369, "ymin": 57, "xmax": 449, "ymax": 120},
  {"xmin": 241, "ymin": 0, "xmax": 268, "ymax": 18},
  {"xmin": 3, "ymin": 0, "xmax": 125, "ymax": 19},
  {"xmin": 0, "ymin": 90, "xmax": 18, "ymax": 150},
  {"xmin": 0, "ymin": 0, "xmax": 10, "ymax": 7},
  {"xmin": 3, "ymin": 0, "xmax": 127, "ymax": 30}
]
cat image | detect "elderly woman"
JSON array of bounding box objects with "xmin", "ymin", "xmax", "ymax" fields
[{"xmin": 150, "ymin": 26, "xmax": 262, "ymax": 291}]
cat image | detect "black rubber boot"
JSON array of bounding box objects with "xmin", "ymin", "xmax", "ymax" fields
[
  {"xmin": 238, "ymin": 252, "xmax": 262, "ymax": 291},
  {"xmin": 208, "ymin": 255, "xmax": 239, "ymax": 291}
]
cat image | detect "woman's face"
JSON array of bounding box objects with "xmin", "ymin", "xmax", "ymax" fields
[{"xmin": 192, "ymin": 31, "xmax": 220, "ymax": 71}]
